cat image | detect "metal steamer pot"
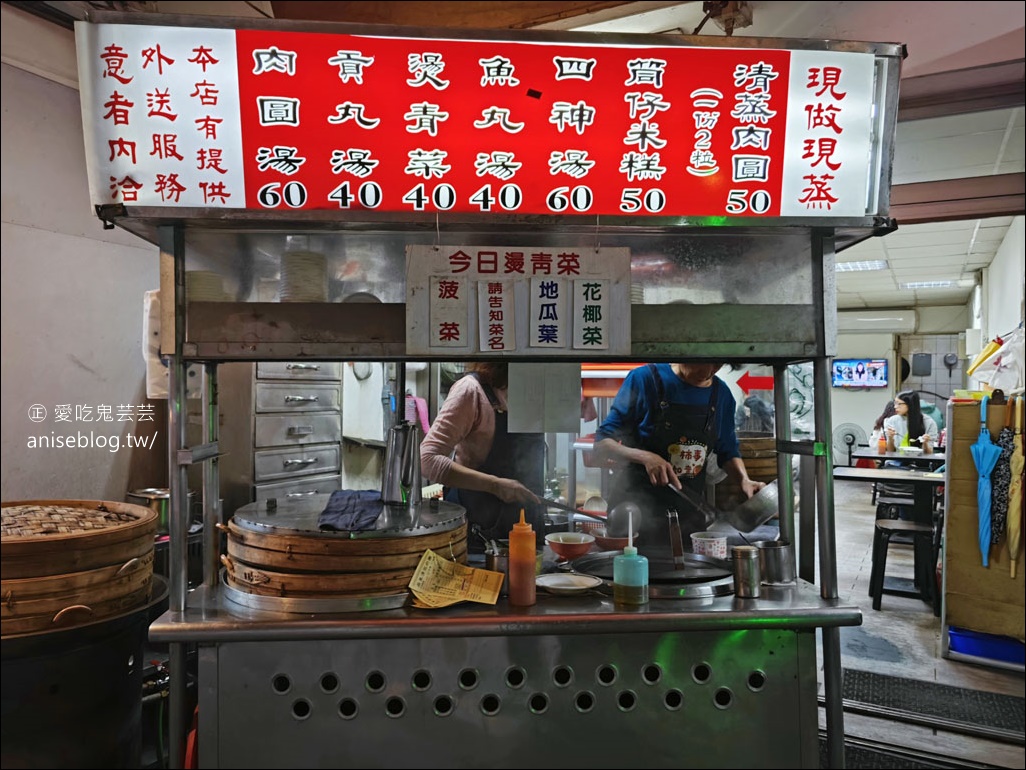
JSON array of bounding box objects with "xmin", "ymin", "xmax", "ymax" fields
[{"xmin": 126, "ymin": 488, "xmax": 196, "ymax": 534}]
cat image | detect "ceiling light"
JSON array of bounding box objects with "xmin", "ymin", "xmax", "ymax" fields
[
  {"xmin": 900, "ymin": 280, "xmax": 956, "ymax": 289},
  {"xmin": 836, "ymin": 260, "xmax": 888, "ymax": 272}
]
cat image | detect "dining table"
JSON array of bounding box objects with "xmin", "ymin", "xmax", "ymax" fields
[
  {"xmin": 833, "ymin": 465, "xmax": 946, "ymax": 605},
  {"xmin": 833, "ymin": 465, "xmax": 945, "ymax": 524},
  {"xmin": 848, "ymin": 448, "xmax": 947, "ymax": 468}
]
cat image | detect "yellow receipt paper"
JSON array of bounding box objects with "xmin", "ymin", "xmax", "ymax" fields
[{"xmin": 409, "ymin": 549, "xmax": 504, "ymax": 608}]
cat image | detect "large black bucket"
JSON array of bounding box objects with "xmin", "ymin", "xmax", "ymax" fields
[{"xmin": 1, "ymin": 577, "xmax": 168, "ymax": 769}]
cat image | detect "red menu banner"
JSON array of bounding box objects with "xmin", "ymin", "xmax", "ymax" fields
[{"xmin": 76, "ymin": 21, "xmax": 879, "ymax": 219}]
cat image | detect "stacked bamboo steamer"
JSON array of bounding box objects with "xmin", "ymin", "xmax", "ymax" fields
[
  {"xmin": 223, "ymin": 497, "xmax": 467, "ymax": 601},
  {"xmin": 714, "ymin": 435, "xmax": 779, "ymax": 511},
  {"xmin": 1, "ymin": 500, "xmax": 157, "ymax": 637}
]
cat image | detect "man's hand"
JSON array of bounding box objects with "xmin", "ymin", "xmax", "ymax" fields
[
  {"xmin": 641, "ymin": 452, "xmax": 681, "ymax": 489},
  {"xmin": 741, "ymin": 478, "xmax": 767, "ymax": 499}
]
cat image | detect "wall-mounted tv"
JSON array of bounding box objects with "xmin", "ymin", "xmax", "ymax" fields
[{"xmin": 831, "ymin": 358, "xmax": 888, "ymax": 388}]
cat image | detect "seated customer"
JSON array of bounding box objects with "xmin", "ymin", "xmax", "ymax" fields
[
  {"xmin": 869, "ymin": 400, "xmax": 896, "ymax": 448},
  {"xmin": 884, "ymin": 390, "xmax": 939, "ymax": 455}
]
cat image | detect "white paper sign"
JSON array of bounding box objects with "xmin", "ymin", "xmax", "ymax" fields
[
  {"xmin": 406, "ymin": 245, "xmax": 631, "ymax": 357},
  {"xmin": 572, "ymin": 278, "xmax": 610, "ymax": 350},
  {"xmin": 507, "ymin": 363, "xmax": 582, "ymax": 434},
  {"xmin": 529, "ymin": 277, "xmax": 568, "ymax": 349},
  {"xmin": 429, "ymin": 276, "xmax": 469, "ymax": 348},
  {"xmin": 477, "ymin": 280, "xmax": 514, "ymax": 352}
]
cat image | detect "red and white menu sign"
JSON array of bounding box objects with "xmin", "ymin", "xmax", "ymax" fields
[{"xmin": 76, "ymin": 21, "xmax": 877, "ymax": 219}]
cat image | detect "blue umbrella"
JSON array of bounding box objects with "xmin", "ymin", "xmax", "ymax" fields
[{"xmin": 972, "ymin": 396, "xmax": 1003, "ymax": 566}]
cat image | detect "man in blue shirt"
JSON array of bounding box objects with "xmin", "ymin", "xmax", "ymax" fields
[{"xmin": 594, "ymin": 363, "xmax": 765, "ymax": 555}]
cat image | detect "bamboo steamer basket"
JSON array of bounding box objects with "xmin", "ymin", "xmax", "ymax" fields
[
  {"xmin": 224, "ymin": 496, "xmax": 467, "ymax": 603},
  {"xmin": 1, "ymin": 499, "xmax": 157, "ymax": 636}
]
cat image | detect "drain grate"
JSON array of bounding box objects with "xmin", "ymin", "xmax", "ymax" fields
[{"xmin": 842, "ymin": 668, "xmax": 1024, "ymax": 735}]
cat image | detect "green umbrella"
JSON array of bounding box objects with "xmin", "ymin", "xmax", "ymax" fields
[{"xmin": 972, "ymin": 396, "xmax": 1003, "ymax": 567}]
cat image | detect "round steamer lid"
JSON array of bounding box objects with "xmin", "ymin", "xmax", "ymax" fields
[
  {"xmin": 2, "ymin": 500, "xmax": 156, "ymax": 542},
  {"xmin": 232, "ymin": 495, "xmax": 465, "ymax": 539}
]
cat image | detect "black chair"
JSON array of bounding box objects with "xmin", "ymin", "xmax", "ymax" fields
[{"xmin": 868, "ymin": 508, "xmax": 942, "ymax": 612}]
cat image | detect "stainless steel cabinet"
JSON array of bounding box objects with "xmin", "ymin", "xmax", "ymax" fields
[{"xmin": 219, "ymin": 362, "xmax": 343, "ymax": 516}]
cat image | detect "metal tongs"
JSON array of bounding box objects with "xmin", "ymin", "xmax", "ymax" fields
[
  {"xmin": 666, "ymin": 508, "xmax": 687, "ymax": 571},
  {"xmin": 541, "ymin": 497, "xmax": 608, "ymax": 523},
  {"xmin": 666, "ymin": 483, "xmax": 719, "ymax": 527}
]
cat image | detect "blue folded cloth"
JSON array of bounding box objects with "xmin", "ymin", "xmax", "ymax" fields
[{"xmin": 318, "ymin": 490, "xmax": 384, "ymax": 532}]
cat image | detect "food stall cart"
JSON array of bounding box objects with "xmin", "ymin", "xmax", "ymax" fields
[{"xmin": 74, "ymin": 11, "xmax": 903, "ymax": 767}]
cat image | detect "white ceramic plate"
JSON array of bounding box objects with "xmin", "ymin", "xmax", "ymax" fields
[
  {"xmin": 898, "ymin": 446, "xmax": 924, "ymax": 454},
  {"xmin": 536, "ymin": 573, "xmax": 603, "ymax": 595}
]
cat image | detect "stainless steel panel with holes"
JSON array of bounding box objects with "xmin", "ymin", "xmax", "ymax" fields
[
  {"xmin": 254, "ymin": 413, "xmax": 341, "ymax": 448},
  {"xmin": 256, "ymin": 362, "xmax": 342, "ymax": 381},
  {"xmin": 253, "ymin": 474, "xmax": 342, "ymax": 502},
  {"xmin": 253, "ymin": 445, "xmax": 340, "ymax": 483},
  {"xmin": 206, "ymin": 629, "xmax": 816, "ymax": 768},
  {"xmin": 254, "ymin": 383, "xmax": 340, "ymax": 413}
]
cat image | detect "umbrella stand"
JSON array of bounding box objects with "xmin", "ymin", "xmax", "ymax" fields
[
  {"xmin": 1007, "ymin": 396, "xmax": 1024, "ymax": 578},
  {"xmin": 971, "ymin": 396, "xmax": 1003, "ymax": 568}
]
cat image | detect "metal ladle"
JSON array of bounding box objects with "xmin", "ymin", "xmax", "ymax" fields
[{"xmin": 542, "ymin": 497, "xmax": 633, "ymax": 538}]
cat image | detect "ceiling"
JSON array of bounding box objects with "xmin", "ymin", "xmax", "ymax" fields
[{"xmin": 12, "ymin": 0, "xmax": 1025, "ymax": 313}]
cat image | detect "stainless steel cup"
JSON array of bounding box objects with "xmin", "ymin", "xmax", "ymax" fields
[
  {"xmin": 732, "ymin": 545, "xmax": 761, "ymax": 598},
  {"xmin": 485, "ymin": 550, "xmax": 510, "ymax": 596},
  {"xmin": 754, "ymin": 540, "xmax": 796, "ymax": 584}
]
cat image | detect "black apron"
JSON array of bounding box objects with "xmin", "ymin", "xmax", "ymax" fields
[
  {"xmin": 606, "ymin": 364, "xmax": 720, "ymax": 555},
  {"xmin": 443, "ymin": 374, "xmax": 546, "ymax": 552}
]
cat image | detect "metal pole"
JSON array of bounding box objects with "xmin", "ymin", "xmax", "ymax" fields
[
  {"xmin": 159, "ymin": 224, "xmax": 189, "ymax": 770},
  {"xmin": 772, "ymin": 364, "xmax": 795, "ymax": 550},
  {"xmin": 202, "ymin": 363, "xmax": 220, "ymax": 589},
  {"xmin": 814, "ymin": 357, "xmax": 845, "ymax": 768}
]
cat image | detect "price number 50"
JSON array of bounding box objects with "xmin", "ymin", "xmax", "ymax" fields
[{"xmin": 725, "ymin": 189, "xmax": 771, "ymax": 215}]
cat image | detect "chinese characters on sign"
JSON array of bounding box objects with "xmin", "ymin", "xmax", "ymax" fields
[
  {"xmin": 77, "ymin": 22, "xmax": 878, "ymax": 218},
  {"xmin": 430, "ymin": 276, "xmax": 468, "ymax": 348},
  {"xmin": 408, "ymin": 246, "xmax": 629, "ymax": 356},
  {"xmin": 780, "ymin": 51, "xmax": 873, "ymax": 216},
  {"xmin": 77, "ymin": 25, "xmax": 245, "ymax": 208}
]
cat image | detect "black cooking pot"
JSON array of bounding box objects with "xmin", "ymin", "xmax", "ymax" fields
[{"xmin": 1, "ymin": 576, "xmax": 169, "ymax": 769}]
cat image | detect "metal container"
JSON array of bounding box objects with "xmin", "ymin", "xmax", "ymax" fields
[
  {"xmin": 720, "ymin": 479, "xmax": 786, "ymax": 533},
  {"xmin": 126, "ymin": 488, "xmax": 196, "ymax": 535},
  {"xmin": 754, "ymin": 540, "xmax": 796, "ymax": 585},
  {"xmin": 381, "ymin": 421, "xmax": 422, "ymax": 505},
  {"xmin": 732, "ymin": 545, "xmax": 761, "ymax": 598},
  {"xmin": 485, "ymin": 549, "xmax": 510, "ymax": 596}
]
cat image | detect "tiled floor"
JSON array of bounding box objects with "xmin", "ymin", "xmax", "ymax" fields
[{"xmin": 820, "ymin": 480, "xmax": 1024, "ymax": 767}]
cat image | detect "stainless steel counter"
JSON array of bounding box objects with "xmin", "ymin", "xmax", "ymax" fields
[
  {"xmin": 159, "ymin": 581, "xmax": 852, "ymax": 768},
  {"xmin": 150, "ymin": 580, "xmax": 860, "ymax": 642}
]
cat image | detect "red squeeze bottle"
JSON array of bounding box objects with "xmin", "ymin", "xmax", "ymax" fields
[{"xmin": 507, "ymin": 509, "xmax": 537, "ymax": 606}]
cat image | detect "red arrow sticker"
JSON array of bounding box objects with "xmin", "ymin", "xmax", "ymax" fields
[{"xmin": 738, "ymin": 371, "xmax": 774, "ymax": 395}]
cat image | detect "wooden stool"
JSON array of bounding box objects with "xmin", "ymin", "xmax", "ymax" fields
[{"xmin": 869, "ymin": 518, "xmax": 935, "ymax": 611}]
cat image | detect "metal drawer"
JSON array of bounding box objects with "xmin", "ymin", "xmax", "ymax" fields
[
  {"xmin": 254, "ymin": 413, "xmax": 341, "ymax": 448},
  {"xmin": 254, "ymin": 382, "xmax": 340, "ymax": 413},
  {"xmin": 256, "ymin": 362, "xmax": 341, "ymax": 381},
  {"xmin": 254, "ymin": 474, "xmax": 342, "ymax": 502},
  {"xmin": 254, "ymin": 445, "xmax": 341, "ymax": 482}
]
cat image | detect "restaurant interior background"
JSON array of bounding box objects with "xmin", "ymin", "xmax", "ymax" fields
[{"xmin": 1, "ymin": 0, "xmax": 1022, "ymax": 505}]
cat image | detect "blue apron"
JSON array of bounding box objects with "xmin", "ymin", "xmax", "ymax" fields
[{"xmin": 606, "ymin": 364, "xmax": 720, "ymax": 553}]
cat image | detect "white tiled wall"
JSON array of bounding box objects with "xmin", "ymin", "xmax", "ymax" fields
[{"xmin": 898, "ymin": 334, "xmax": 964, "ymax": 402}]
